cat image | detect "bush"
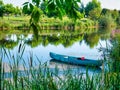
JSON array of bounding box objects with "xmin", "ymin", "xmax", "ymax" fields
[
  {"xmin": 99, "ymin": 15, "xmax": 116, "ymax": 28},
  {"xmin": 116, "ymin": 17, "xmax": 120, "ymax": 25},
  {"xmin": 76, "ymin": 19, "xmax": 98, "ymax": 28}
]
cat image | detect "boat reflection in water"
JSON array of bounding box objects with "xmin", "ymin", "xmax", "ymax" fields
[{"xmin": 49, "ymin": 59, "xmax": 102, "ymax": 76}]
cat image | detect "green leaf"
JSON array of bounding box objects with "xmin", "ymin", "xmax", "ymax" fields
[
  {"xmin": 30, "ymin": 3, "xmax": 34, "ymax": 11},
  {"xmin": 22, "ymin": 2, "xmax": 29, "ymax": 6}
]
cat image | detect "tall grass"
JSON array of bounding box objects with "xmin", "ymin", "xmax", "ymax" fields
[{"xmin": 0, "ymin": 39, "xmax": 120, "ymax": 90}]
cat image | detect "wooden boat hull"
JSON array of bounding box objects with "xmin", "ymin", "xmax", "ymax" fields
[{"xmin": 50, "ymin": 52, "xmax": 103, "ymax": 67}]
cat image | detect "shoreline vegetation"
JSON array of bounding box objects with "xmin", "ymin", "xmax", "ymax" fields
[
  {"xmin": 0, "ymin": 14, "xmax": 117, "ymax": 31},
  {"xmin": 1, "ymin": 0, "xmax": 119, "ymax": 31},
  {"xmin": 0, "ymin": 16, "xmax": 99, "ymax": 30}
]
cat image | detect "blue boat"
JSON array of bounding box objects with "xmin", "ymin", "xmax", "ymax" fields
[{"xmin": 49, "ymin": 52, "xmax": 103, "ymax": 67}]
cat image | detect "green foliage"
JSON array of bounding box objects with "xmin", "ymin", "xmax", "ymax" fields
[
  {"xmin": 85, "ymin": 0, "xmax": 101, "ymax": 17},
  {"xmin": 100, "ymin": 8, "xmax": 120, "ymax": 27},
  {"xmin": 89, "ymin": 8, "xmax": 101, "ymax": 20},
  {"xmin": 0, "ymin": 0, "xmax": 3, "ymax": 5},
  {"xmin": 4, "ymin": 4, "xmax": 15, "ymax": 14},
  {"xmin": 14, "ymin": 6, "xmax": 21, "ymax": 15},
  {"xmin": 111, "ymin": 9, "xmax": 119, "ymax": 20},
  {"xmin": 43, "ymin": 0, "xmax": 81, "ymax": 19},
  {"xmin": 110, "ymin": 35, "xmax": 120, "ymax": 61},
  {"xmin": 84, "ymin": 33, "xmax": 99, "ymax": 48},
  {"xmin": 100, "ymin": 8, "xmax": 110, "ymax": 16},
  {"xmin": 79, "ymin": 2, "xmax": 85, "ymax": 14},
  {"xmin": 23, "ymin": 1, "xmax": 43, "ymax": 39},
  {"xmin": 0, "ymin": 5, "xmax": 4, "ymax": 17},
  {"xmin": 99, "ymin": 9, "xmax": 119, "ymax": 25},
  {"xmin": 0, "ymin": 18, "xmax": 11, "ymax": 29},
  {"xmin": 22, "ymin": 2, "xmax": 34, "ymax": 15},
  {"xmin": 0, "ymin": 0, "xmax": 4, "ymax": 17},
  {"xmin": 2, "ymin": 4, "xmax": 21, "ymax": 15},
  {"xmin": 40, "ymin": 2, "xmax": 46, "ymax": 14},
  {"xmin": 30, "ymin": 7, "xmax": 43, "ymax": 24},
  {"xmin": 23, "ymin": 0, "xmax": 82, "ymax": 20},
  {"xmin": 23, "ymin": 0, "xmax": 82, "ymax": 39},
  {"xmin": 116, "ymin": 17, "xmax": 120, "ymax": 25},
  {"xmin": 30, "ymin": 7, "xmax": 43, "ymax": 39},
  {"xmin": 99, "ymin": 15, "xmax": 116, "ymax": 28}
]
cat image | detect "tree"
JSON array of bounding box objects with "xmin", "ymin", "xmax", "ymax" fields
[
  {"xmin": 14, "ymin": 6, "xmax": 22, "ymax": 15},
  {"xmin": 23, "ymin": 0, "xmax": 81, "ymax": 19},
  {"xmin": 23, "ymin": 0, "xmax": 81, "ymax": 39},
  {"xmin": 84, "ymin": 33, "xmax": 100, "ymax": 48},
  {"xmin": 79, "ymin": 2, "xmax": 85, "ymax": 17},
  {"xmin": 89, "ymin": 8, "xmax": 101, "ymax": 20},
  {"xmin": 111, "ymin": 9, "xmax": 119, "ymax": 20},
  {"xmin": 0, "ymin": 5, "xmax": 4, "ymax": 17},
  {"xmin": 4, "ymin": 4, "xmax": 15, "ymax": 15},
  {"xmin": 0, "ymin": 0, "xmax": 4, "ymax": 17},
  {"xmin": 85, "ymin": 0, "xmax": 101, "ymax": 18},
  {"xmin": 99, "ymin": 15, "xmax": 115, "ymax": 27},
  {"xmin": 100, "ymin": 8, "xmax": 110, "ymax": 16},
  {"xmin": 116, "ymin": 17, "xmax": 120, "ymax": 25}
]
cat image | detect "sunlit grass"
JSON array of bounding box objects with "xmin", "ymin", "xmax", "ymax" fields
[{"xmin": 0, "ymin": 15, "xmax": 98, "ymax": 30}]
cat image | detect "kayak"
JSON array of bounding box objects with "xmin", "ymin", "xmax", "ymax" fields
[{"xmin": 49, "ymin": 52, "xmax": 103, "ymax": 67}]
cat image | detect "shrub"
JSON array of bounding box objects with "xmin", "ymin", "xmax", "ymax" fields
[
  {"xmin": 116, "ymin": 17, "xmax": 120, "ymax": 25},
  {"xmin": 99, "ymin": 15, "xmax": 116, "ymax": 28}
]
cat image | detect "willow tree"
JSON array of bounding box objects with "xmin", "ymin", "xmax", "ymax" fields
[{"xmin": 23, "ymin": 0, "xmax": 81, "ymax": 39}]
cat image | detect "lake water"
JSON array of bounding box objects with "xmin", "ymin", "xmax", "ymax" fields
[{"xmin": 0, "ymin": 27, "xmax": 112, "ymax": 74}]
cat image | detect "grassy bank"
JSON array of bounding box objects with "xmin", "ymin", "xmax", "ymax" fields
[
  {"xmin": 0, "ymin": 16, "xmax": 30, "ymax": 30},
  {"xmin": 0, "ymin": 15, "xmax": 97, "ymax": 30},
  {"xmin": 2, "ymin": 15, "xmax": 117, "ymax": 31}
]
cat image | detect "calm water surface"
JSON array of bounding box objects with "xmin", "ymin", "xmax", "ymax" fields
[{"xmin": 0, "ymin": 28, "xmax": 112, "ymax": 74}]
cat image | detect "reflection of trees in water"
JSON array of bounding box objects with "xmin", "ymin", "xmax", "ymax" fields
[
  {"xmin": 0, "ymin": 39, "xmax": 18, "ymax": 49},
  {"xmin": 26, "ymin": 34, "xmax": 84, "ymax": 48},
  {"xmin": 0, "ymin": 27, "xmax": 112, "ymax": 49},
  {"xmin": 98, "ymin": 27, "xmax": 112, "ymax": 40},
  {"xmin": 84, "ymin": 33, "xmax": 100, "ymax": 48},
  {"xmin": 0, "ymin": 31, "xmax": 30, "ymax": 49}
]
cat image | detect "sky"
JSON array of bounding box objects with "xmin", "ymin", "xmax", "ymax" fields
[{"xmin": 3, "ymin": 0, "xmax": 120, "ymax": 10}]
